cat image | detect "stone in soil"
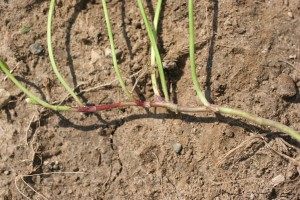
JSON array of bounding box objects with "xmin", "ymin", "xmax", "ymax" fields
[
  {"xmin": 29, "ymin": 43, "xmax": 44, "ymax": 55},
  {"xmin": 3, "ymin": 170, "xmax": 10, "ymax": 175},
  {"xmin": 173, "ymin": 143, "xmax": 183, "ymax": 154},
  {"xmin": 104, "ymin": 48, "xmax": 122, "ymax": 60},
  {"xmin": 276, "ymin": 74, "xmax": 297, "ymax": 98}
]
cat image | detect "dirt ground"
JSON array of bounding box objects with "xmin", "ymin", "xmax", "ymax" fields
[{"xmin": 1, "ymin": 0, "xmax": 300, "ymax": 199}]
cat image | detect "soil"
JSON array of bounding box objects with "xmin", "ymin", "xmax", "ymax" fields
[{"xmin": 1, "ymin": 0, "xmax": 300, "ymax": 199}]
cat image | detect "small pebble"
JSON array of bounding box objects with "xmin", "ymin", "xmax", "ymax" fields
[
  {"xmin": 104, "ymin": 48, "xmax": 110, "ymax": 56},
  {"xmin": 173, "ymin": 143, "xmax": 183, "ymax": 154},
  {"xmin": 124, "ymin": 18, "xmax": 131, "ymax": 25},
  {"xmin": 90, "ymin": 50, "xmax": 102, "ymax": 64},
  {"xmin": 35, "ymin": 175, "xmax": 41, "ymax": 184},
  {"xmin": 67, "ymin": 189, "xmax": 73, "ymax": 194},
  {"xmin": 43, "ymin": 160, "xmax": 49, "ymax": 165},
  {"xmin": 4, "ymin": 170, "xmax": 10, "ymax": 175},
  {"xmin": 289, "ymin": 54, "xmax": 297, "ymax": 59},
  {"xmin": 29, "ymin": 43, "xmax": 44, "ymax": 55},
  {"xmin": 104, "ymin": 48, "xmax": 122, "ymax": 60},
  {"xmin": 276, "ymin": 74, "xmax": 297, "ymax": 98},
  {"xmin": 271, "ymin": 174, "xmax": 285, "ymax": 186},
  {"xmin": 0, "ymin": 89, "xmax": 11, "ymax": 109},
  {"xmin": 163, "ymin": 61, "xmax": 177, "ymax": 70},
  {"xmin": 52, "ymin": 164, "xmax": 59, "ymax": 170},
  {"xmin": 287, "ymin": 11, "xmax": 293, "ymax": 19}
]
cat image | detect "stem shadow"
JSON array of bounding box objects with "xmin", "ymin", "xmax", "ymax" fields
[
  {"xmin": 121, "ymin": 0, "xmax": 134, "ymax": 60},
  {"xmin": 55, "ymin": 110, "xmax": 299, "ymax": 147},
  {"xmin": 205, "ymin": 0, "xmax": 218, "ymax": 103},
  {"xmin": 65, "ymin": 0, "xmax": 95, "ymax": 100},
  {"xmin": 16, "ymin": 76, "xmax": 47, "ymax": 100},
  {"xmin": 120, "ymin": 0, "xmax": 145, "ymax": 100}
]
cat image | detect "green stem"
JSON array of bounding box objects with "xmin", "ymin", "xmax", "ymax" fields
[
  {"xmin": 188, "ymin": 0, "xmax": 210, "ymax": 107},
  {"xmin": 150, "ymin": 0, "xmax": 163, "ymax": 97},
  {"xmin": 48, "ymin": 0, "xmax": 83, "ymax": 106},
  {"xmin": 0, "ymin": 60, "xmax": 72, "ymax": 111},
  {"xmin": 2, "ymin": 59, "xmax": 299, "ymax": 142},
  {"xmin": 102, "ymin": 0, "xmax": 133, "ymax": 100},
  {"xmin": 137, "ymin": 0, "xmax": 169, "ymax": 101},
  {"xmin": 218, "ymin": 106, "xmax": 300, "ymax": 142}
]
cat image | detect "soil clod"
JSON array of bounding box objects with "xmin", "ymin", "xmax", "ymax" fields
[
  {"xmin": 271, "ymin": 174, "xmax": 285, "ymax": 186},
  {"xmin": 276, "ymin": 74, "xmax": 297, "ymax": 98}
]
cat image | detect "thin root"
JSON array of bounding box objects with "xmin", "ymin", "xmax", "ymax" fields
[
  {"xmin": 259, "ymin": 136, "xmax": 300, "ymax": 166},
  {"xmin": 217, "ymin": 135, "xmax": 263, "ymax": 167},
  {"xmin": 15, "ymin": 171, "xmax": 87, "ymax": 199},
  {"xmin": 15, "ymin": 175, "xmax": 48, "ymax": 200}
]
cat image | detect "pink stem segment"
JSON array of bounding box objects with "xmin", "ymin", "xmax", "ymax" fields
[{"xmin": 72, "ymin": 100, "xmax": 209, "ymax": 113}]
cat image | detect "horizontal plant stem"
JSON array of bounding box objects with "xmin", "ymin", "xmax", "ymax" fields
[
  {"xmin": 2, "ymin": 61, "xmax": 299, "ymax": 142},
  {"xmin": 48, "ymin": 0, "xmax": 83, "ymax": 107},
  {"xmin": 218, "ymin": 107, "xmax": 300, "ymax": 142},
  {"xmin": 0, "ymin": 60, "xmax": 72, "ymax": 111},
  {"xmin": 72, "ymin": 100, "xmax": 209, "ymax": 113}
]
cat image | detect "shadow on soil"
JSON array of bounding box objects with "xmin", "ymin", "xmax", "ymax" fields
[{"xmin": 55, "ymin": 110, "xmax": 300, "ymax": 147}]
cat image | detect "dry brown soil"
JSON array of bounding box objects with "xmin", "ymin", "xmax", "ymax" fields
[{"xmin": 1, "ymin": 0, "xmax": 300, "ymax": 199}]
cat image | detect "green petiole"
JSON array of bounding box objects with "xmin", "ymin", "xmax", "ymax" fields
[
  {"xmin": 188, "ymin": 0, "xmax": 210, "ymax": 107},
  {"xmin": 102, "ymin": 0, "xmax": 134, "ymax": 100},
  {"xmin": 48, "ymin": 0, "xmax": 83, "ymax": 106},
  {"xmin": 137, "ymin": 0, "xmax": 169, "ymax": 102},
  {"xmin": 0, "ymin": 60, "xmax": 73, "ymax": 111}
]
